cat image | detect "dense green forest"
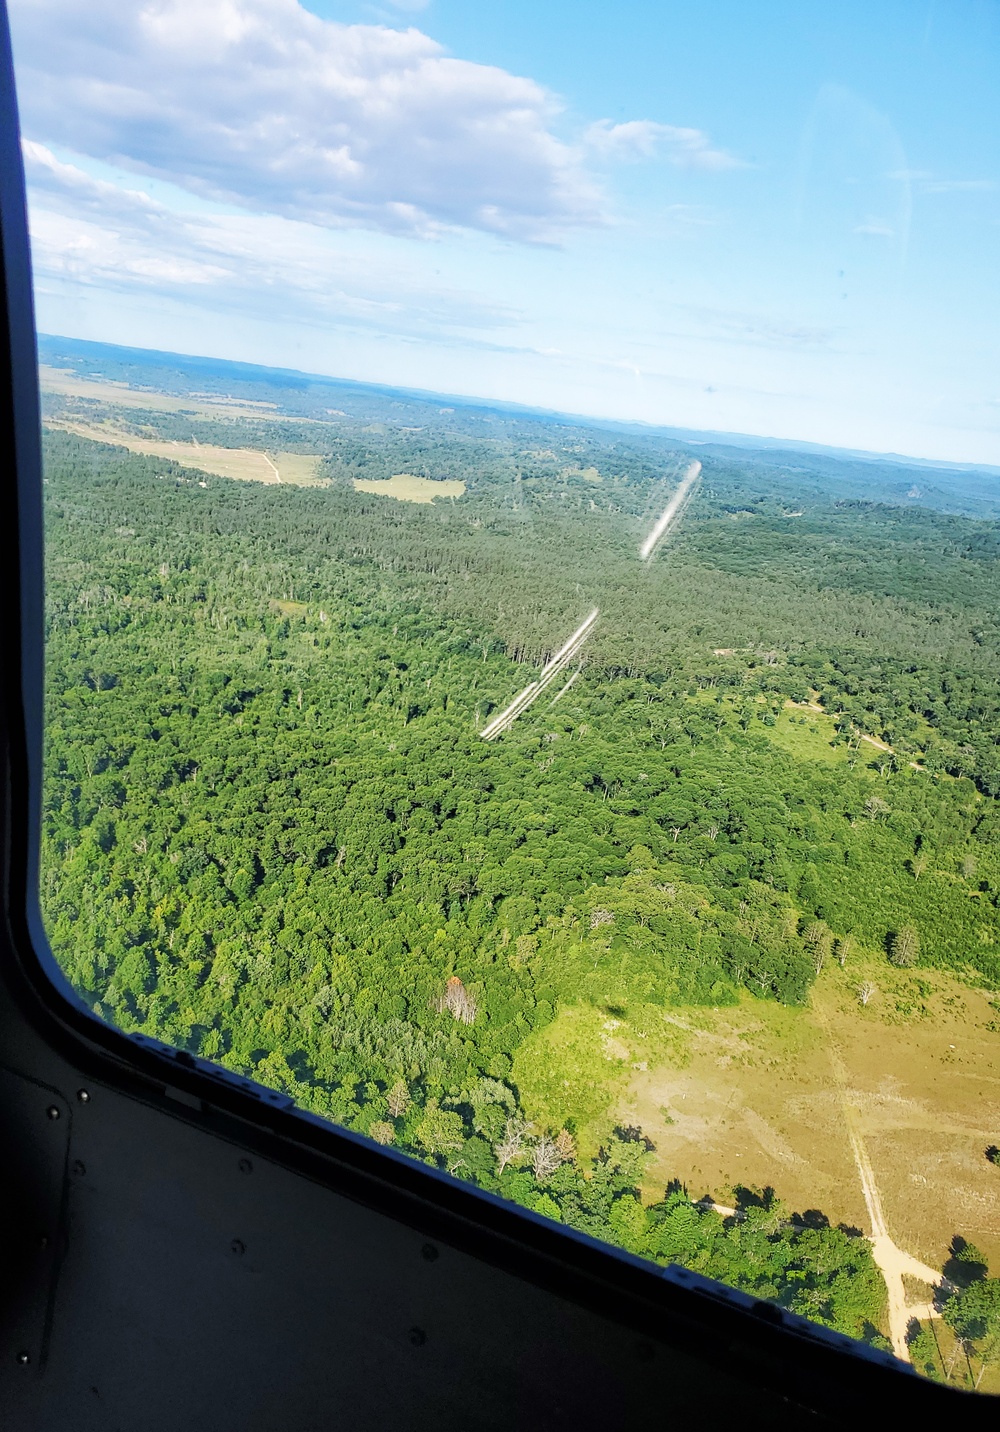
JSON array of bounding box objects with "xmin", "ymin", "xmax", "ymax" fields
[{"xmin": 40, "ymin": 409, "xmax": 1000, "ymax": 1352}]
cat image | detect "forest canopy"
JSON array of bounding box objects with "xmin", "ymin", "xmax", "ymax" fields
[{"xmin": 39, "ymin": 390, "xmax": 1000, "ymax": 1352}]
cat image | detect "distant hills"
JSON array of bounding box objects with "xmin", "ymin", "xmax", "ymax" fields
[{"xmin": 37, "ymin": 333, "xmax": 1000, "ymax": 518}]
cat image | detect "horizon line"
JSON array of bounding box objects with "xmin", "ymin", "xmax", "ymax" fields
[{"xmin": 36, "ymin": 331, "xmax": 1000, "ymax": 480}]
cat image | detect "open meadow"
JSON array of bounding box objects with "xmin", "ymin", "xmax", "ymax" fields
[
  {"xmin": 46, "ymin": 419, "xmax": 326, "ymax": 485},
  {"xmin": 621, "ymin": 970, "xmax": 1000, "ymax": 1269},
  {"xmin": 353, "ymin": 474, "xmax": 466, "ymax": 503}
]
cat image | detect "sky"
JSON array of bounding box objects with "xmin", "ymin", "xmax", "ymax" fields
[{"xmin": 8, "ymin": 0, "xmax": 1000, "ymax": 462}]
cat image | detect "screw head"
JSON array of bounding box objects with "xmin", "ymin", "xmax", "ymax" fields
[
  {"xmin": 421, "ymin": 1243, "xmax": 439, "ymax": 1262},
  {"xmin": 230, "ymin": 1238, "xmax": 246, "ymax": 1256},
  {"xmin": 17, "ymin": 1351, "xmax": 30, "ymax": 1365},
  {"xmin": 71, "ymin": 1160, "xmax": 86, "ymax": 1178},
  {"xmin": 408, "ymin": 1327, "xmax": 426, "ymax": 1347},
  {"xmin": 77, "ymin": 1089, "xmax": 91, "ymax": 1104},
  {"xmin": 238, "ymin": 1158, "xmax": 253, "ymax": 1175},
  {"xmin": 46, "ymin": 1105, "xmax": 60, "ymax": 1120}
]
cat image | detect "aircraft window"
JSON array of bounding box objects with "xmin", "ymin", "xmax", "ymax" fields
[{"xmin": 9, "ymin": 0, "xmax": 1000, "ymax": 1387}]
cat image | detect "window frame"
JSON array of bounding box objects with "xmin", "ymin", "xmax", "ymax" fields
[{"xmin": 0, "ymin": 9, "xmax": 983, "ymax": 1419}]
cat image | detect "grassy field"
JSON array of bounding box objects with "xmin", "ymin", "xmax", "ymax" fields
[
  {"xmin": 511, "ymin": 1002, "xmax": 689, "ymax": 1160},
  {"xmin": 44, "ymin": 420, "xmax": 325, "ymax": 485},
  {"xmin": 619, "ymin": 965, "xmax": 1000, "ymax": 1274},
  {"xmin": 352, "ymin": 473, "xmax": 466, "ymax": 503},
  {"xmin": 39, "ymin": 365, "xmax": 281, "ymax": 420},
  {"xmin": 768, "ymin": 702, "xmax": 849, "ymax": 765}
]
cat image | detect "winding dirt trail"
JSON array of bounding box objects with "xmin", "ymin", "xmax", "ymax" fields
[{"xmin": 813, "ymin": 1000, "xmax": 950, "ymax": 1359}]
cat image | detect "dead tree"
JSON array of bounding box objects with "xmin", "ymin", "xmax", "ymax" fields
[
  {"xmin": 436, "ymin": 975, "xmax": 477, "ymax": 1025},
  {"xmin": 494, "ymin": 1117, "xmax": 529, "ymax": 1176},
  {"xmin": 532, "ymin": 1136, "xmax": 564, "ymax": 1183}
]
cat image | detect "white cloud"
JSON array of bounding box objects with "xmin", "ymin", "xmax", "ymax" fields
[
  {"xmin": 10, "ymin": 0, "xmax": 605, "ymax": 241},
  {"xmin": 854, "ymin": 218, "xmax": 894, "ymax": 237},
  {"xmin": 24, "ymin": 142, "xmax": 517, "ymax": 334},
  {"xmin": 584, "ymin": 119, "xmax": 740, "ymax": 169}
]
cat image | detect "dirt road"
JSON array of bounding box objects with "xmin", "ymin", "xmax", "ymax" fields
[{"xmin": 814, "ymin": 1001, "xmax": 950, "ymax": 1360}]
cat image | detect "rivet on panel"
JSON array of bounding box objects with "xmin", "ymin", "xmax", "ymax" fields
[
  {"xmin": 46, "ymin": 1106, "xmax": 60, "ymax": 1120},
  {"xmin": 238, "ymin": 1158, "xmax": 253, "ymax": 1175},
  {"xmin": 77, "ymin": 1090, "xmax": 91, "ymax": 1103},
  {"xmin": 231, "ymin": 1238, "xmax": 246, "ymax": 1256},
  {"xmin": 408, "ymin": 1328, "xmax": 427, "ymax": 1347},
  {"xmin": 17, "ymin": 1351, "xmax": 30, "ymax": 1365}
]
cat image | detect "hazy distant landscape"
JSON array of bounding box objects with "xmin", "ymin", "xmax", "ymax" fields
[{"xmin": 39, "ymin": 336, "xmax": 1000, "ymax": 1384}]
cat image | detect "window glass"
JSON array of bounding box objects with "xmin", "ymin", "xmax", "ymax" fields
[{"xmin": 11, "ymin": 0, "xmax": 1000, "ymax": 1384}]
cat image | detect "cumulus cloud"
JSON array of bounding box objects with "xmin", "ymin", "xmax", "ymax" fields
[
  {"xmin": 10, "ymin": 0, "xmax": 605, "ymax": 241},
  {"xmin": 24, "ymin": 142, "xmax": 516, "ymax": 333},
  {"xmin": 584, "ymin": 119, "xmax": 739, "ymax": 169}
]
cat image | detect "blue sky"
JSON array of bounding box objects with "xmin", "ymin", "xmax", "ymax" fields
[{"xmin": 9, "ymin": 0, "xmax": 1000, "ymax": 461}]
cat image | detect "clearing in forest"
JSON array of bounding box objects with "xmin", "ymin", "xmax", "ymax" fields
[
  {"xmin": 512, "ymin": 1003, "xmax": 690, "ymax": 1160},
  {"xmin": 560, "ymin": 465, "xmax": 602, "ymax": 483},
  {"xmin": 764, "ymin": 702, "xmax": 848, "ymax": 764},
  {"xmin": 39, "ymin": 365, "xmax": 282, "ymax": 421},
  {"xmin": 620, "ymin": 962, "xmax": 1000, "ymax": 1293},
  {"xmin": 44, "ymin": 421, "xmax": 325, "ymax": 486},
  {"xmin": 353, "ymin": 473, "xmax": 466, "ymax": 503}
]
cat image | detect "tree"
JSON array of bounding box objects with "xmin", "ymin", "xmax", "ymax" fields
[
  {"xmin": 943, "ymin": 1278, "xmax": 1000, "ymax": 1388},
  {"xmin": 369, "ymin": 1121, "xmax": 395, "ymax": 1145},
  {"xmin": 803, "ymin": 921, "xmax": 833, "ymax": 975},
  {"xmin": 835, "ymin": 934, "xmax": 853, "ymax": 967},
  {"xmin": 888, "ymin": 925, "xmax": 920, "ymax": 968},
  {"xmin": 494, "ymin": 1117, "xmax": 529, "ymax": 1175},
  {"xmin": 907, "ymin": 1320, "xmax": 943, "ymax": 1381},
  {"xmin": 554, "ymin": 1128, "xmax": 576, "ymax": 1162},
  {"xmin": 945, "ymin": 1238, "xmax": 989, "ymax": 1289},
  {"xmin": 386, "ymin": 1080, "xmax": 411, "ymax": 1118},
  {"xmin": 531, "ymin": 1135, "xmax": 564, "ymax": 1183},
  {"xmin": 414, "ymin": 1101, "xmax": 465, "ymax": 1157},
  {"xmin": 857, "ymin": 981, "xmax": 876, "ymax": 1007},
  {"xmin": 436, "ymin": 975, "xmax": 477, "ymax": 1025}
]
